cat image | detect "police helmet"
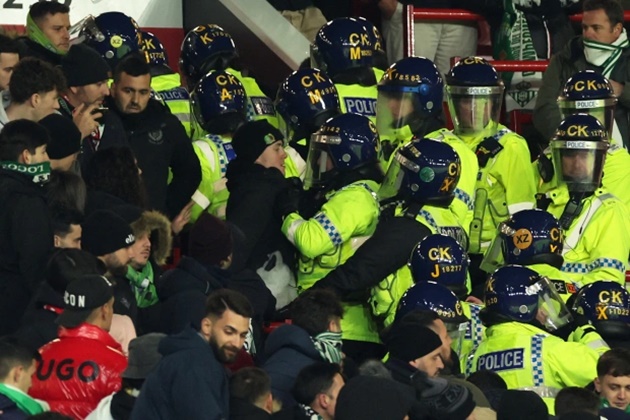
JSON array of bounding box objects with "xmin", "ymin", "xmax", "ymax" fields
[
  {"xmin": 180, "ymin": 24, "xmax": 237, "ymax": 89},
  {"xmin": 445, "ymin": 57, "xmax": 504, "ymax": 136},
  {"xmin": 142, "ymin": 31, "xmax": 168, "ymax": 68},
  {"xmin": 81, "ymin": 12, "xmax": 143, "ymax": 70},
  {"xmin": 551, "ymin": 113, "xmax": 609, "ymax": 192},
  {"xmin": 559, "ymin": 70, "xmax": 617, "ymax": 139},
  {"xmin": 481, "ymin": 265, "xmax": 572, "ymax": 330},
  {"xmin": 356, "ymin": 17, "xmax": 388, "ymax": 70},
  {"xmin": 573, "ymin": 280, "xmax": 630, "ymax": 339},
  {"xmin": 304, "ymin": 113, "xmax": 381, "ymax": 190},
  {"xmin": 396, "ymin": 281, "xmax": 469, "ymax": 324},
  {"xmin": 312, "ymin": 17, "xmax": 373, "ymax": 78},
  {"xmin": 408, "ymin": 234, "xmax": 469, "ymax": 298},
  {"xmin": 276, "ymin": 68, "xmax": 340, "ymax": 139},
  {"xmin": 378, "ymin": 138, "xmax": 461, "ymax": 206},
  {"xmin": 190, "ymin": 70, "xmax": 247, "ymax": 134}
]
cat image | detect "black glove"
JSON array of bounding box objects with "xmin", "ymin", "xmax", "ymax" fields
[{"xmin": 273, "ymin": 177, "xmax": 302, "ymax": 220}]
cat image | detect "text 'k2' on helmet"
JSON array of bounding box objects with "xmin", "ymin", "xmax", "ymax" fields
[{"xmin": 81, "ymin": 12, "xmax": 143, "ymax": 70}]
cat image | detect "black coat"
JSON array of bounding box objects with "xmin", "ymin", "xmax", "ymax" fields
[
  {"xmin": 109, "ymin": 98, "xmax": 201, "ymax": 219},
  {"xmin": 0, "ymin": 169, "xmax": 53, "ymax": 335},
  {"xmin": 16, "ymin": 37, "xmax": 64, "ymax": 66},
  {"xmin": 14, "ymin": 282, "xmax": 64, "ymax": 352}
]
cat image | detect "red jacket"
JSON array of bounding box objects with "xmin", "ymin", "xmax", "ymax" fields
[{"xmin": 29, "ymin": 323, "xmax": 127, "ymax": 419}]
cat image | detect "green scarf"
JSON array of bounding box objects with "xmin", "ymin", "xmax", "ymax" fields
[
  {"xmin": 583, "ymin": 29, "xmax": 630, "ymax": 78},
  {"xmin": 0, "ymin": 161, "xmax": 51, "ymax": 185},
  {"xmin": 26, "ymin": 14, "xmax": 67, "ymax": 56},
  {"xmin": 126, "ymin": 263, "xmax": 159, "ymax": 308},
  {"xmin": 311, "ymin": 331, "xmax": 343, "ymax": 364},
  {"xmin": 0, "ymin": 383, "xmax": 47, "ymax": 415},
  {"xmin": 601, "ymin": 397, "xmax": 630, "ymax": 413}
]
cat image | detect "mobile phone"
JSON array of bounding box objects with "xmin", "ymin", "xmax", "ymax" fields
[{"xmin": 91, "ymin": 106, "xmax": 108, "ymax": 125}]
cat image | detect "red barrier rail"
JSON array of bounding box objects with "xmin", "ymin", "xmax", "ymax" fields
[
  {"xmin": 570, "ymin": 11, "xmax": 630, "ymax": 22},
  {"xmin": 491, "ymin": 60, "xmax": 550, "ymax": 73}
]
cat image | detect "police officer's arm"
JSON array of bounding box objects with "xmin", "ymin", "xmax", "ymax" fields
[
  {"xmin": 282, "ymin": 186, "xmax": 379, "ymax": 258},
  {"xmin": 165, "ymin": 116, "xmax": 202, "ymax": 219},
  {"xmin": 312, "ymin": 216, "xmax": 431, "ymax": 294},
  {"xmin": 499, "ymin": 137, "xmax": 537, "ymax": 214},
  {"xmin": 549, "ymin": 340, "xmax": 601, "ymax": 388},
  {"xmin": 533, "ymin": 55, "xmax": 564, "ymax": 141},
  {"xmin": 569, "ymin": 325, "xmax": 610, "ymax": 356}
]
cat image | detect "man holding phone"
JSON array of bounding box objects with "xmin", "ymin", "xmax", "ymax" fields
[{"xmin": 59, "ymin": 43, "xmax": 128, "ymax": 171}]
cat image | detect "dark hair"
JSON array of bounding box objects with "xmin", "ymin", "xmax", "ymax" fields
[
  {"xmin": 205, "ymin": 289, "xmax": 253, "ymax": 319},
  {"xmin": 597, "ymin": 348, "xmax": 630, "ymax": 377},
  {"xmin": 0, "ymin": 34, "xmax": 19, "ymax": 55},
  {"xmin": 45, "ymin": 248, "xmax": 105, "ymax": 294},
  {"xmin": 84, "ymin": 147, "xmax": 148, "ymax": 209},
  {"xmin": 0, "ymin": 119, "xmax": 49, "ymax": 161},
  {"xmin": 554, "ymin": 387, "xmax": 599, "ymax": 416},
  {"xmin": 291, "ymin": 289, "xmax": 344, "ymax": 336},
  {"xmin": 51, "ymin": 207, "xmax": 84, "ymax": 237},
  {"xmin": 29, "ymin": 1, "xmax": 70, "ymax": 21},
  {"xmin": 292, "ymin": 362, "xmax": 342, "ymax": 406},
  {"xmin": 47, "ymin": 170, "xmax": 87, "ymax": 213},
  {"xmin": 9, "ymin": 57, "xmax": 65, "ymax": 104},
  {"xmin": 229, "ymin": 367, "xmax": 271, "ymax": 406},
  {"xmin": 466, "ymin": 370, "xmax": 508, "ymax": 391},
  {"xmin": 113, "ymin": 52, "xmax": 151, "ymax": 82},
  {"xmin": 0, "ymin": 337, "xmax": 38, "ymax": 380},
  {"xmin": 583, "ymin": 0, "xmax": 624, "ymax": 27}
]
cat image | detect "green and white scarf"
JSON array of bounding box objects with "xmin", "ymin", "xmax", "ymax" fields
[
  {"xmin": 584, "ymin": 29, "xmax": 630, "ymax": 77},
  {"xmin": 0, "ymin": 383, "xmax": 48, "ymax": 416},
  {"xmin": 311, "ymin": 331, "xmax": 343, "ymax": 364},
  {"xmin": 1, "ymin": 161, "xmax": 51, "ymax": 185},
  {"xmin": 26, "ymin": 13, "xmax": 67, "ymax": 56},
  {"xmin": 126, "ymin": 263, "xmax": 159, "ymax": 308}
]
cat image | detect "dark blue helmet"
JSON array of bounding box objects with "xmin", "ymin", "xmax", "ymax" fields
[
  {"xmin": 499, "ymin": 209, "xmax": 563, "ymax": 265},
  {"xmin": 81, "ymin": 12, "xmax": 143, "ymax": 69},
  {"xmin": 379, "ymin": 138, "xmax": 461, "ymax": 206},
  {"xmin": 446, "ymin": 56, "xmax": 502, "ymax": 87},
  {"xmin": 190, "ymin": 70, "xmax": 247, "ymax": 134},
  {"xmin": 312, "ymin": 17, "xmax": 373, "ymax": 77},
  {"xmin": 559, "ymin": 70, "xmax": 617, "ymax": 138},
  {"xmin": 573, "ymin": 280, "xmax": 630, "ymax": 338},
  {"xmin": 304, "ymin": 113, "xmax": 381, "ymax": 189},
  {"xmin": 142, "ymin": 31, "xmax": 168, "ymax": 67},
  {"xmin": 356, "ymin": 17, "xmax": 388, "ymax": 70},
  {"xmin": 551, "ymin": 113, "xmax": 609, "ymax": 192},
  {"xmin": 481, "ymin": 265, "xmax": 572, "ymax": 330},
  {"xmin": 396, "ymin": 281, "xmax": 469, "ymax": 324},
  {"xmin": 408, "ymin": 234, "xmax": 469, "ymax": 297},
  {"xmin": 180, "ymin": 24, "xmax": 237, "ymax": 88},
  {"xmin": 276, "ymin": 68, "xmax": 340, "ymax": 137}
]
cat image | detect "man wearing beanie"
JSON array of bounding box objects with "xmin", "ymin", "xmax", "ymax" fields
[
  {"xmin": 82, "ymin": 209, "xmax": 138, "ymax": 324},
  {"xmin": 29, "ymin": 275, "xmax": 128, "ymax": 419},
  {"xmin": 226, "ymin": 120, "xmax": 297, "ymax": 305},
  {"xmin": 335, "ymin": 375, "xmax": 415, "ymax": 420},
  {"xmin": 16, "ymin": 2, "xmax": 70, "ymax": 66},
  {"xmin": 38, "ymin": 113, "xmax": 81, "ymax": 172},
  {"xmin": 59, "ymin": 43, "xmax": 128, "ymax": 171},
  {"xmin": 385, "ymin": 323, "xmax": 445, "ymax": 378}
]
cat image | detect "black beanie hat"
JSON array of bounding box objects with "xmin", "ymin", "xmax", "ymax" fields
[
  {"xmin": 387, "ymin": 323, "xmax": 443, "ymax": 362},
  {"xmin": 61, "ymin": 44, "xmax": 111, "ymax": 87},
  {"xmin": 335, "ymin": 375, "xmax": 415, "ymax": 420},
  {"xmin": 82, "ymin": 210, "xmax": 135, "ymax": 256},
  {"xmin": 38, "ymin": 113, "xmax": 81, "ymax": 160},
  {"xmin": 497, "ymin": 390, "xmax": 548, "ymax": 420},
  {"xmin": 188, "ymin": 213, "xmax": 233, "ymax": 266},
  {"xmin": 418, "ymin": 376, "xmax": 476, "ymax": 420},
  {"xmin": 231, "ymin": 120, "xmax": 284, "ymax": 164}
]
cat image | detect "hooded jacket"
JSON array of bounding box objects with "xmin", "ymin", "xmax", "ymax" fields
[
  {"xmin": 29, "ymin": 323, "xmax": 127, "ymax": 420},
  {"xmin": 130, "ymin": 327, "xmax": 230, "ymax": 420}
]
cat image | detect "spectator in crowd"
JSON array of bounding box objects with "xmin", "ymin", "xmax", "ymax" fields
[
  {"xmin": 466, "ymin": 370, "xmax": 508, "ymax": 411},
  {"xmin": 229, "ymin": 367, "xmax": 274, "ymax": 420},
  {"xmin": 384, "ymin": 322, "xmax": 445, "ymax": 379},
  {"xmin": 29, "ymin": 275, "xmax": 127, "ymax": 420},
  {"xmin": 267, "ymin": 0, "xmax": 327, "ymax": 42},
  {"xmin": 496, "ymin": 390, "xmax": 548, "ymax": 420},
  {"xmin": 46, "ymin": 169, "xmax": 87, "ymax": 214},
  {"xmin": 262, "ymin": 289, "xmax": 343, "ymax": 407},
  {"xmin": 555, "ymin": 386, "xmax": 600, "ymax": 417},
  {"xmin": 38, "ymin": 113, "xmax": 81, "ymax": 172},
  {"xmin": 0, "ymin": 58, "xmax": 64, "ymax": 130},
  {"xmin": 81, "ymin": 210, "xmax": 138, "ymax": 324},
  {"xmin": 58, "ymin": 44, "xmax": 128, "ymax": 171},
  {"xmin": 595, "ymin": 348, "xmax": 630, "ymax": 413},
  {"xmin": 334, "ymin": 375, "xmax": 415, "ymax": 420},
  {"xmin": 50, "ymin": 208, "xmax": 83, "ymax": 250},
  {"xmin": 0, "ymin": 34, "xmax": 20, "ymax": 92},
  {"xmin": 14, "ymin": 249, "xmax": 104, "ymax": 352},
  {"xmin": 85, "ymin": 333, "xmax": 166, "ymax": 420},
  {"xmin": 130, "ymin": 289, "xmax": 253, "ymax": 420},
  {"xmin": 108, "ymin": 53, "xmax": 201, "ymax": 220},
  {"xmin": 0, "ymin": 120, "xmax": 53, "ymax": 335},
  {"xmin": 17, "ymin": 2, "xmax": 70, "ymax": 66},
  {"xmin": 0, "ymin": 338, "xmax": 49, "ymax": 418}
]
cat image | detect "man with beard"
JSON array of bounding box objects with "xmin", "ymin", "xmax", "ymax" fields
[{"xmin": 130, "ymin": 289, "xmax": 253, "ymax": 420}]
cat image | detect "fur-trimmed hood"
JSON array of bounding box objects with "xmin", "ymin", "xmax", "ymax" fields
[{"xmin": 131, "ymin": 210, "xmax": 172, "ymax": 265}]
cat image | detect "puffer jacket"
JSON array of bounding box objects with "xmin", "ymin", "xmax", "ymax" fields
[{"xmin": 29, "ymin": 323, "xmax": 127, "ymax": 419}]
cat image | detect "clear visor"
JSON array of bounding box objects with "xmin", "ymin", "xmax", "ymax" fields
[
  {"xmin": 528, "ymin": 277, "xmax": 573, "ymax": 331},
  {"xmin": 551, "ymin": 141, "xmax": 608, "ymax": 192},
  {"xmin": 480, "ymin": 222, "xmax": 513, "ymax": 273},
  {"xmin": 448, "ymin": 321, "xmax": 469, "ymax": 358},
  {"xmin": 310, "ymin": 43, "xmax": 325, "ymax": 73},
  {"xmin": 70, "ymin": 15, "xmax": 102, "ymax": 45},
  {"xmin": 304, "ymin": 134, "xmax": 340, "ymax": 190},
  {"xmin": 446, "ymin": 86, "xmax": 503, "ymax": 136},
  {"xmin": 376, "ymin": 88, "xmax": 423, "ymax": 147},
  {"xmin": 276, "ymin": 112, "xmax": 292, "ymax": 140},
  {"xmin": 559, "ymin": 98, "xmax": 617, "ymax": 139},
  {"xmin": 377, "ymin": 150, "xmax": 418, "ymax": 201}
]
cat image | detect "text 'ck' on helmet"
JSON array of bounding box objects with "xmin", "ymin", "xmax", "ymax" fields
[
  {"xmin": 396, "ymin": 280, "xmax": 469, "ymax": 325},
  {"xmin": 572, "ymin": 280, "xmax": 630, "ymax": 339},
  {"xmin": 141, "ymin": 31, "xmax": 169, "ymax": 69}
]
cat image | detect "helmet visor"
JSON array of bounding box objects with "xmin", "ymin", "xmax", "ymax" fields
[
  {"xmin": 551, "ymin": 140, "xmax": 608, "ymax": 192},
  {"xmin": 71, "ymin": 15, "xmax": 102, "ymax": 45},
  {"xmin": 528, "ymin": 276, "xmax": 573, "ymax": 331},
  {"xmin": 480, "ymin": 222, "xmax": 511, "ymax": 273},
  {"xmin": 377, "ymin": 149, "xmax": 416, "ymax": 201},
  {"xmin": 446, "ymin": 86, "xmax": 503, "ymax": 136},
  {"xmin": 448, "ymin": 321, "xmax": 469, "ymax": 358},
  {"xmin": 304, "ymin": 134, "xmax": 339, "ymax": 190},
  {"xmin": 376, "ymin": 87, "xmax": 422, "ymax": 147},
  {"xmin": 310, "ymin": 43, "xmax": 326, "ymax": 73},
  {"xmin": 559, "ymin": 98, "xmax": 617, "ymax": 139}
]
